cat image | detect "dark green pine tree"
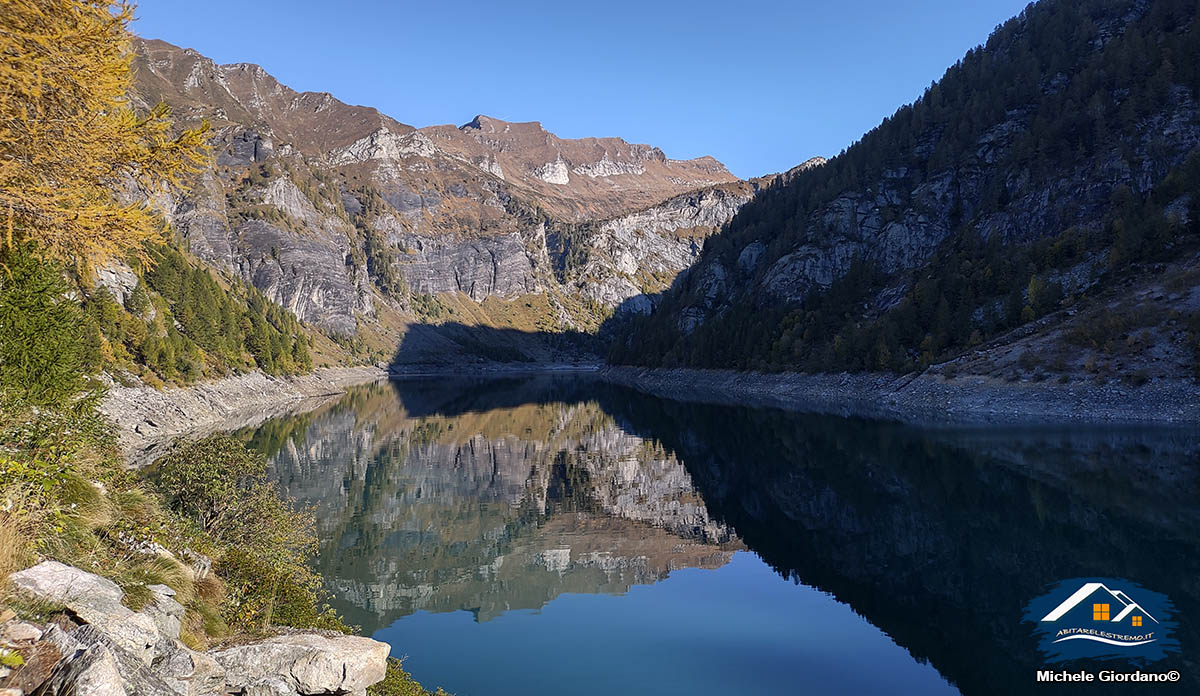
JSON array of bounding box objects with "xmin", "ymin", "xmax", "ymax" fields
[{"xmin": 0, "ymin": 246, "xmax": 94, "ymax": 410}]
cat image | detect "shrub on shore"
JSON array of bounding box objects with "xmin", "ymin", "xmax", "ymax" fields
[
  {"xmin": 0, "ymin": 241, "xmax": 435, "ymax": 690},
  {"xmin": 369, "ymin": 658, "xmax": 452, "ymax": 696},
  {"xmin": 155, "ymin": 435, "xmax": 346, "ymax": 637}
]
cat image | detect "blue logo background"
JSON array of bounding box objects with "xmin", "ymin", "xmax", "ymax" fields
[{"xmin": 1023, "ymin": 577, "xmax": 1181, "ymax": 665}]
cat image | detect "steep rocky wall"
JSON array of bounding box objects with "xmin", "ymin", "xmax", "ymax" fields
[
  {"xmin": 569, "ymin": 184, "xmax": 758, "ymax": 312},
  {"xmin": 387, "ymin": 228, "xmax": 546, "ymax": 301},
  {"xmin": 164, "ymin": 131, "xmax": 755, "ymax": 336},
  {"xmin": 750, "ymin": 92, "xmax": 1199, "ymax": 306},
  {"xmin": 133, "ymin": 38, "xmax": 757, "ymax": 339}
]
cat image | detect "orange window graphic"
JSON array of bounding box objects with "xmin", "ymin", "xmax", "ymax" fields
[
  {"xmin": 1132, "ymin": 615, "xmax": 1143, "ymax": 627},
  {"xmin": 1093, "ymin": 603, "xmax": 1110, "ymax": 621}
]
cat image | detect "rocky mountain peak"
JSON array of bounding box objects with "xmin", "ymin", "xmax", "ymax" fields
[
  {"xmin": 130, "ymin": 37, "xmax": 756, "ymax": 342},
  {"xmin": 137, "ymin": 37, "xmax": 739, "ymax": 220},
  {"xmin": 134, "ymin": 38, "xmax": 407, "ymax": 156},
  {"xmin": 422, "ymin": 115, "xmax": 738, "ymax": 219},
  {"xmin": 460, "ymin": 114, "xmax": 546, "ymax": 135},
  {"xmin": 787, "ymin": 156, "xmax": 828, "ymax": 175}
]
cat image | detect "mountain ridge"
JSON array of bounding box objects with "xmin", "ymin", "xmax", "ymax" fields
[
  {"xmin": 134, "ymin": 38, "xmax": 737, "ymax": 220},
  {"xmin": 128, "ymin": 37, "xmax": 758, "ymax": 362}
]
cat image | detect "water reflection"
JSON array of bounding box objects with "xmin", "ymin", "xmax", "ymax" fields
[
  {"xmin": 254, "ymin": 376, "xmax": 739, "ymax": 631},
  {"xmin": 604, "ymin": 395, "xmax": 1200, "ymax": 695},
  {"xmin": 243, "ymin": 374, "xmax": 1200, "ymax": 695}
]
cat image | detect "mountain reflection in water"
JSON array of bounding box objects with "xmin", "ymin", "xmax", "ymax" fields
[
  {"xmin": 254, "ymin": 376, "xmax": 739, "ymax": 630},
  {"xmin": 241, "ymin": 374, "xmax": 1199, "ymax": 696}
]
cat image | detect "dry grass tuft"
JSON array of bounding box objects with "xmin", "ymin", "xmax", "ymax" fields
[{"xmin": 0, "ymin": 511, "xmax": 31, "ymax": 585}]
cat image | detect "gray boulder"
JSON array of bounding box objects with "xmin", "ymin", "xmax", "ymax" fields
[
  {"xmin": 211, "ymin": 633, "xmax": 390, "ymax": 696},
  {"xmin": 143, "ymin": 584, "xmax": 185, "ymax": 641},
  {"xmin": 155, "ymin": 642, "xmax": 225, "ymax": 696},
  {"xmin": 56, "ymin": 643, "xmax": 124, "ymax": 696},
  {"xmin": 41, "ymin": 622, "xmax": 223, "ymax": 696},
  {"xmin": 8, "ymin": 561, "xmax": 160, "ymax": 664},
  {"xmin": 0, "ymin": 620, "xmax": 43, "ymax": 645},
  {"xmin": 44, "ymin": 625, "xmax": 179, "ymax": 696},
  {"xmin": 54, "ymin": 644, "xmax": 126, "ymax": 696},
  {"xmin": 243, "ymin": 676, "xmax": 295, "ymax": 696},
  {"xmin": 6, "ymin": 562, "xmax": 381, "ymax": 696},
  {"xmin": 36, "ymin": 628, "xmax": 126, "ymax": 696}
]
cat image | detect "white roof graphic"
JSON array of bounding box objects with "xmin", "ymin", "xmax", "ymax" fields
[{"xmin": 1041, "ymin": 582, "xmax": 1158, "ymax": 624}]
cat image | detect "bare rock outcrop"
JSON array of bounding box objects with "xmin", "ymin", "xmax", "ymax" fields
[
  {"xmin": 99, "ymin": 366, "xmax": 386, "ymax": 459},
  {"xmin": 212, "ymin": 634, "xmax": 390, "ymax": 696},
  {"xmin": 568, "ymin": 184, "xmax": 756, "ymax": 312},
  {"xmin": 2, "ymin": 562, "xmax": 389, "ymax": 696},
  {"xmin": 9, "ymin": 562, "xmax": 161, "ymax": 665}
]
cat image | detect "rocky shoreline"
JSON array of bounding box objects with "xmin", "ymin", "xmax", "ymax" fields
[
  {"xmin": 600, "ymin": 366, "xmax": 1200, "ymax": 426},
  {"xmin": 102, "ymin": 363, "xmax": 1200, "ymax": 455},
  {"xmin": 100, "ymin": 366, "xmax": 388, "ymax": 461}
]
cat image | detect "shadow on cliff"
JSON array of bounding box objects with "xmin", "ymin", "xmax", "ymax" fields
[
  {"xmin": 389, "ymin": 321, "xmax": 597, "ymax": 371},
  {"xmin": 387, "ymin": 289, "xmax": 666, "ymax": 372},
  {"xmin": 386, "ymin": 370, "xmax": 607, "ymax": 418}
]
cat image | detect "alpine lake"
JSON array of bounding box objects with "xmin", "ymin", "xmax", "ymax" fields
[{"xmin": 233, "ymin": 374, "xmax": 1199, "ymax": 695}]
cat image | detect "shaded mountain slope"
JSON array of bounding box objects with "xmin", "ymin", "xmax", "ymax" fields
[{"xmin": 614, "ymin": 0, "xmax": 1200, "ymax": 382}]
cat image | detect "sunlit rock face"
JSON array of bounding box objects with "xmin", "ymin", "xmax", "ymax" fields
[
  {"xmin": 132, "ymin": 39, "xmax": 756, "ymax": 335},
  {"xmin": 255, "ymin": 379, "xmax": 739, "ymax": 631},
  {"xmin": 565, "ymin": 184, "xmax": 758, "ymax": 312}
]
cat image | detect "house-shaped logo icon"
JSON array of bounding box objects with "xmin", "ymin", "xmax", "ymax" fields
[
  {"xmin": 1024, "ymin": 578, "xmax": 1180, "ymax": 664},
  {"xmin": 1040, "ymin": 582, "xmax": 1158, "ymax": 646}
]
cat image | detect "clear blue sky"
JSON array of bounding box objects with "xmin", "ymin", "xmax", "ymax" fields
[{"xmin": 132, "ymin": 0, "xmax": 1031, "ymax": 178}]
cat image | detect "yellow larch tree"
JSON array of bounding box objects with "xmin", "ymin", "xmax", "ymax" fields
[{"xmin": 0, "ymin": 0, "xmax": 209, "ymax": 272}]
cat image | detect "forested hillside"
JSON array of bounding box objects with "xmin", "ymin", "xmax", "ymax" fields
[
  {"xmin": 88, "ymin": 245, "xmax": 315, "ymax": 386},
  {"xmin": 613, "ymin": 0, "xmax": 1200, "ymax": 380}
]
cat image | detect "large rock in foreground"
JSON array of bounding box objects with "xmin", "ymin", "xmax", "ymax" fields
[
  {"xmin": 4, "ymin": 561, "xmax": 389, "ymax": 696},
  {"xmin": 8, "ymin": 561, "xmax": 161, "ymax": 664},
  {"xmin": 212, "ymin": 633, "xmax": 390, "ymax": 696}
]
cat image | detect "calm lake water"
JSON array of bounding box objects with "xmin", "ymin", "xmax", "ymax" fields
[{"xmin": 241, "ymin": 374, "xmax": 1199, "ymax": 695}]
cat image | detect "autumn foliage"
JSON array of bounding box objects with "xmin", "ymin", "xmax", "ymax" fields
[{"xmin": 0, "ymin": 0, "xmax": 208, "ymax": 271}]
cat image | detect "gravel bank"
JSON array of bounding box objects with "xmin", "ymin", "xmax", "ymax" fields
[
  {"xmin": 101, "ymin": 366, "xmax": 387, "ymax": 461},
  {"xmin": 600, "ymin": 367, "xmax": 1200, "ymax": 426}
]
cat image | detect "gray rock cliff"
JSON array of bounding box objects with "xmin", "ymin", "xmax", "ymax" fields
[{"xmin": 132, "ymin": 38, "xmax": 753, "ymax": 339}]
